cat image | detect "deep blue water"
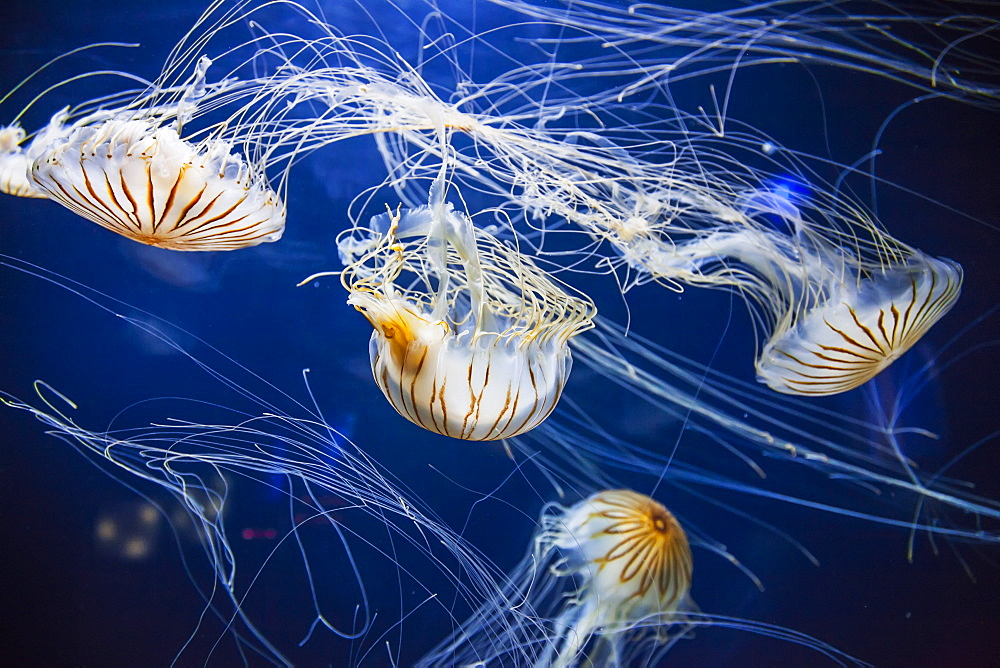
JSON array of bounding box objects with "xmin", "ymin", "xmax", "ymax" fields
[{"xmin": 0, "ymin": 1, "xmax": 998, "ymax": 666}]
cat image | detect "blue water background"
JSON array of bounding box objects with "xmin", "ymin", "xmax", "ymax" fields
[{"xmin": 0, "ymin": 0, "xmax": 998, "ymax": 665}]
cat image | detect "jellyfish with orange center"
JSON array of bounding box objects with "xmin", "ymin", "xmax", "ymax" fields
[
  {"xmin": 541, "ymin": 489, "xmax": 694, "ymax": 666},
  {"xmin": 420, "ymin": 489, "xmax": 695, "ymax": 666}
]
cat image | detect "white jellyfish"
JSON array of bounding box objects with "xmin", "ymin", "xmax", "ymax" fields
[
  {"xmin": 540, "ymin": 489, "xmax": 694, "ymax": 666},
  {"xmin": 329, "ymin": 195, "xmax": 596, "ymax": 440},
  {"xmin": 0, "ymin": 0, "xmax": 342, "ymax": 251},
  {"xmin": 615, "ymin": 199, "xmax": 964, "ymax": 396},
  {"xmin": 419, "ymin": 489, "xmax": 694, "ymax": 666},
  {"xmin": 28, "ymin": 114, "xmax": 286, "ymax": 251},
  {"xmin": 421, "ymin": 488, "xmax": 864, "ymax": 667},
  {"xmin": 756, "ymin": 252, "xmax": 963, "ymax": 395},
  {"xmin": 2, "ymin": 53, "xmax": 288, "ymax": 251}
]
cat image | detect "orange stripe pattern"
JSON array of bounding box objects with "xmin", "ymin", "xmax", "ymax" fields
[
  {"xmin": 30, "ymin": 120, "xmax": 285, "ymax": 251},
  {"xmin": 560, "ymin": 489, "xmax": 693, "ymax": 620},
  {"xmin": 757, "ymin": 256, "xmax": 962, "ymax": 395},
  {"xmin": 358, "ymin": 296, "xmax": 570, "ymax": 441}
]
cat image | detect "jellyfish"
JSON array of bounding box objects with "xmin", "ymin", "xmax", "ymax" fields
[
  {"xmin": 0, "ymin": 55, "xmax": 288, "ymax": 251},
  {"xmin": 27, "ymin": 114, "xmax": 286, "ymax": 251},
  {"xmin": 534, "ymin": 489, "xmax": 695, "ymax": 667},
  {"xmin": 329, "ymin": 196, "xmax": 596, "ymax": 440},
  {"xmin": 435, "ymin": 488, "xmax": 681, "ymax": 666},
  {"xmin": 420, "ymin": 488, "xmax": 865, "ymax": 667},
  {"xmin": 755, "ymin": 252, "xmax": 963, "ymax": 395},
  {"xmin": 0, "ymin": 0, "xmax": 355, "ymax": 251}
]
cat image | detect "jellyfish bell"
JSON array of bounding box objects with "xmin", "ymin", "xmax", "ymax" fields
[
  {"xmin": 334, "ymin": 201, "xmax": 596, "ymax": 440},
  {"xmin": 28, "ymin": 117, "xmax": 286, "ymax": 251},
  {"xmin": 757, "ymin": 253, "xmax": 963, "ymax": 396},
  {"xmin": 556, "ymin": 489, "xmax": 693, "ymax": 606},
  {"xmin": 353, "ymin": 297, "xmax": 575, "ymax": 441},
  {"xmin": 546, "ymin": 489, "xmax": 694, "ymax": 664},
  {"xmin": 0, "ymin": 124, "xmax": 48, "ymax": 198}
]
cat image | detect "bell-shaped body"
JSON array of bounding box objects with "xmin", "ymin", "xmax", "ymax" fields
[
  {"xmin": 0, "ymin": 125, "xmax": 47, "ymax": 198},
  {"xmin": 418, "ymin": 489, "xmax": 694, "ymax": 667},
  {"xmin": 757, "ymin": 254, "xmax": 962, "ymax": 395},
  {"xmin": 553, "ymin": 489, "xmax": 693, "ymax": 631},
  {"xmin": 535, "ymin": 489, "xmax": 694, "ymax": 666},
  {"xmin": 351, "ymin": 292, "xmax": 571, "ymax": 440},
  {"xmin": 338, "ymin": 203, "xmax": 595, "ymax": 441},
  {"xmin": 29, "ymin": 119, "xmax": 285, "ymax": 250}
]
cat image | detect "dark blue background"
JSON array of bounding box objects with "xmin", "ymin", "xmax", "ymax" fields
[{"xmin": 0, "ymin": 1, "xmax": 997, "ymax": 665}]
